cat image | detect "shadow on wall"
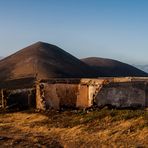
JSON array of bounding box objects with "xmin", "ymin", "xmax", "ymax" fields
[
  {"xmin": 95, "ymin": 82, "xmax": 147, "ymax": 109},
  {"xmin": 43, "ymin": 83, "xmax": 78, "ymax": 110},
  {"xmin": 4, "ymin": 89, "xmax": 36, "ymax": 111}
]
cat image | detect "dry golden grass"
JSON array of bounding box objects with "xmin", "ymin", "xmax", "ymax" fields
[{"xmin": 0, "ymin": 109, "xmax": 148, "ymax": 147}]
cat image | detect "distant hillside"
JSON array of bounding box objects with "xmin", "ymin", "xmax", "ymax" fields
[
  {"xmin": 1, "ymin": 42, "xmax": 147, "ymax": 80},
  {"xmin": 0, "ymin": 42, "xmax": 97, "ymax": 81},
  {"xmin": 81, "ymin": 57, "xmax": 148, "ymax": 77}
]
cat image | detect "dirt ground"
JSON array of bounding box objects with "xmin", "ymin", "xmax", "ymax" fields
[{"xmin": 0, "ymin": 109, "xmax": 148, "ymax": 148}]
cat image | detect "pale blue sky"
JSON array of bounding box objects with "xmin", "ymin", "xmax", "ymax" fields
[{"xmin": 0, "ymin": 0, "xmax": 148, "ymax": 64}]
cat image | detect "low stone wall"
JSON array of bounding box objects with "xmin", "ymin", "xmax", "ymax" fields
[
  {"xmin": 95, "ymin": 82, "xmax": 147, "ymax": 108},
  {"xmin": 41, "ymin": 83, "xmax": 79, "ymax": 109},
  {"xmin": 37, "ymin": 79, "xmax": 148, "ymax": 110},
  {"xmin": 1, "ymin": 78, "xmax": 147, "ymax": 111}
]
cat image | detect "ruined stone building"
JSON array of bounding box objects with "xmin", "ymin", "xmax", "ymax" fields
[
  {"xmin": 37, "ymin": 77, "xmax": 148, "ymax": 109},
  {"xmin": 0, "ymin": 77, "xmax": 148, "ymax": 110},
  {"xmin": 0, "ymin": 42, "xmax": 148, "ymax": 110}
]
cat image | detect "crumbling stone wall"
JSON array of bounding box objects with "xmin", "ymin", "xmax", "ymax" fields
[
  {"xmin": 42, "ymin": 83, "xmax": 79, "ymax": 109},
  {"xmin": 43, "ymin": 84, "xmax": 60, "ymax": 109},
  {"xmin": 36, "ymin": 83, "xmax": 46, "ymax": 110},
  {"xmin": 95, "ymin": 82, "xmax": 146, "ymax": 108},
  {"xmin": 76, "ymin": 79, "xmax": 110, "ymax": 108}
]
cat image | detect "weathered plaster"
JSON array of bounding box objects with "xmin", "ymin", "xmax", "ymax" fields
[{"xmin": 95, "ymin": 82, "xmax": 147, "ymax": 108}]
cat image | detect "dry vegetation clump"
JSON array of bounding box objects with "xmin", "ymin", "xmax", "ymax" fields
[{"xmin": 0, "ymin": 108, "xmax": 147, "ymax": 147}]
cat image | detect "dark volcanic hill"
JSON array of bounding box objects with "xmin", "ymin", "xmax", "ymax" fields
[
  {"xmin": 0, "ymin": 42, "xmax": 97, "ymax": 81},
  {"xmin": 81, "ymin": 57, "xmax": 148, "ymax": 77}
]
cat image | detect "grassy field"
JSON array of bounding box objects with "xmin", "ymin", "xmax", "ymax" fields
[{"xmin": 0, "ymin": 108, "xmax": 148, "ymax": 147}]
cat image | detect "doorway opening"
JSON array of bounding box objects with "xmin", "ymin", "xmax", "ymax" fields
[{"xmin": 6, "ymin": 89, "xmax": 36, "ymax": 111}]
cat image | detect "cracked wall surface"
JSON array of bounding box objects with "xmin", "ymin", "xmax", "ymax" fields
[{"xmin": 95, "ymin": 82, "xmax": 147, "ymax": 108}]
